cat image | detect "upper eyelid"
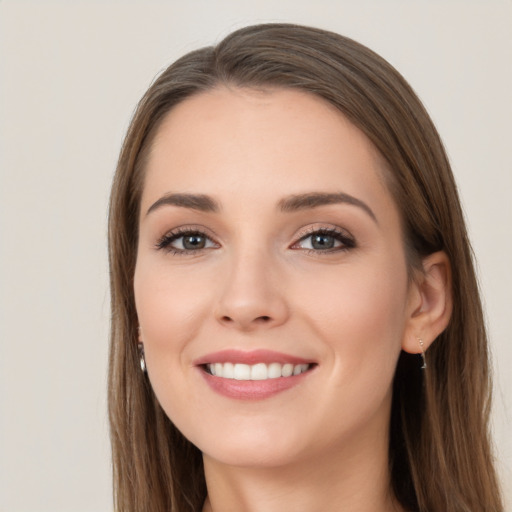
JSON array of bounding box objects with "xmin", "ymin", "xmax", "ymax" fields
[
  {"xmin": 160, "ymin": 225, "xmax": 220, "ymax": 240},
  {"xmin": 155, "ymin": 223, "xmax": 355, "ymax": 249},
  {"xmin": 293, "ymin": 225, "xmax": 354, "ymax": 241},
  {"xmin": 296, "ymin": 232, "xmax": 353, "ymax": 245},
  {"xmin": 154, "ymin": 226, "xmax": 220, "ymax": 253}
]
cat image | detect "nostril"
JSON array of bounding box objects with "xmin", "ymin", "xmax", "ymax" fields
[{"xmin": 218, "ymin": 313, "xmax": 276, "ymax": 328}]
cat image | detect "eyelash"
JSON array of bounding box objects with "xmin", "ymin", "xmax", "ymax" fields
[
  {"xmin": 155, "ymin": 226, "xmax": 356, "ymax": 256},
  {"xmin": 155, "ymin": 227, "xmax": 219, "ymax": 255},
  {"xmin": 292, "ymin": 227, "xmax": 356, "ymax": 254}
]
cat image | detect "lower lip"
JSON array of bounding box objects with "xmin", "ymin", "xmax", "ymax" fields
[{"xmin": 199, "ymin": 368, "xmax": 311, "ymax": 400}]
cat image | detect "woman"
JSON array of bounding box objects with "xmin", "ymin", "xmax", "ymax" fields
[{"xmin": 108, "ymin": 24, "xmax": 503, "ymax": 511}]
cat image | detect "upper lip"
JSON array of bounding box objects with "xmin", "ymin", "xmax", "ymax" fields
[{"xmin": 193, "ymin": 349, "xmax": 315, "ymax": 366}]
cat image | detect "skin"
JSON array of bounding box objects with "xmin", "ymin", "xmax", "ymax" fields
[{"xmin": 134, "ymin": 87, "xmax": 451, "ymax": 512}]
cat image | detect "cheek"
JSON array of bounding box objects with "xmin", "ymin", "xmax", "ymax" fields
[
  {"xmin": 286, "ymin": 259, "xmax": 409, "ymax": 442},
  {"xmin": 133, "ymin": 261, "xmax": 213, "ymax": 368},
  {"xmin": 296, "ymin": 256, "xmax": 409, "ymax": 374},
  {"xmin": 133, "ymin": 261, "xmax": 216, "ymax": 428}
]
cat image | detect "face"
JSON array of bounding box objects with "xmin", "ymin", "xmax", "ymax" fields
[{"xmin": 134, "ymin": 87, "xmax": 416, "ymax": 469}]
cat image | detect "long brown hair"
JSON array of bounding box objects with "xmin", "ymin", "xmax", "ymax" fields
[{"xmin": 108, "ymin": 24, "xmax": 503, "ymax": 511}]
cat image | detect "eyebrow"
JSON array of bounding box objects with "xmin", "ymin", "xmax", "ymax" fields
[
  {"xmin": 146, "ymin": 193, "xmax": 220, "ymax": 215},
  {"xmin": 146, "ymin": 191, "xmax": 377, "ymax": 223},
  {"xmin": 278, "ymin": 192, "xmax": 377, "ymax": 223}
]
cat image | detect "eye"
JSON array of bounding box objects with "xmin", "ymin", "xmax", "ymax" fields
[
  {"xmin": 292, "ymin": 228, "xmax": 355, "ymax": 253},
  {"xmin": 156, "ymin": 229, "xmax": 218, "ymax": 254}
]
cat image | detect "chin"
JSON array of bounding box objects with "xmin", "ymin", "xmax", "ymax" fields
[
  {"xmin": 202, "ymin": 436, "xmax": 306, "ymax": 469},
  {"xmin": 184, "ymin": 416, "xmax": 311, "ymax": 469}
]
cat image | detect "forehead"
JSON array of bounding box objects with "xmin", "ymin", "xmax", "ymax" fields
[{"xmin": 142, "ymin": 87, "xmax": 393, "ymax": 213}]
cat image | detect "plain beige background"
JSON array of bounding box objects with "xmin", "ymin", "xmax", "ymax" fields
[{"xmin": 0, "ymin": 1, "xmax": 510, "ymax": 510}]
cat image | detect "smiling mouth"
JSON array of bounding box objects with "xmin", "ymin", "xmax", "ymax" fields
[{"xmin": 204, "ymin": 362, "xmax": 313, "ymax": 380}]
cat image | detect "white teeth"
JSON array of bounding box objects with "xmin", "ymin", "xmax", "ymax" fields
[
  {"xmin": 251, "ymin": 363, "xmax": 267, "ymax": 380},
  {"xmin": 234, "ymin": 363, "xmax": 251, "ymax": 380},
  {"xmin": 223, "ymin": 362, "xmax": 234, "ymax": 378},
  {"xmin": 206, "ymin": 362, "xmax": 311, "ymax": 380},
  {"xmin": 268, "ymin": 362, "xmax": 282, "ymax": 379},
  {"xmin": 282, "ymin": 363, "xmax": 294, "ymax": 377}
]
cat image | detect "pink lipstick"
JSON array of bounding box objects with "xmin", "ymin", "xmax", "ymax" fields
[{"xmin": 194, "ymin": 349, "xmax": 316, "ymax": 400}]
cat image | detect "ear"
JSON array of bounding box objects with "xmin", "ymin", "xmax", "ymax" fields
[{"xmin": 402, "ymin": 251, "xmax": 453, "ymax": 354}]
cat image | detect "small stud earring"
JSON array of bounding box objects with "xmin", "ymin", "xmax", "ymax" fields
[
  {"xmin": 138, "ymin": 342, "xmax": 147, "ymax": 373},
  {"xmin": 418, "ymin": 338, "xmax": 427, "ymax": 369}
]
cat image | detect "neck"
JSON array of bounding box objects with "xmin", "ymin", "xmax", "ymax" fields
[{"xmin": 202, "ymin": 408, "xmax": 402, "ymax": 512}]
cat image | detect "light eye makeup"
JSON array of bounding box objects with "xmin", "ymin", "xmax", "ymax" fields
[
  {"xmin": 290, "ymin": 226, "xmax": 356, "ymax": 254},
  {"xmin": 155, "ymin": 225, "xmax": 356, "ymax": 256},
  {"xmin": 155, "ymin": 226, "xmax": 219, "ymax": 255}
]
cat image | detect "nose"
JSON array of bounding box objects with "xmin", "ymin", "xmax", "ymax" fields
[{"xmin": 215, "ymin": 249, "xmax": 289, "ymax": 331}]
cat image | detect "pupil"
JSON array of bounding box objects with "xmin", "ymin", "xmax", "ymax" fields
[
  {"xmin": 312, "ymin": 234, "xmax": 334, "ymax": 250},
  {"xmin": 183, "ymin": 235, "xmax": 205, "ymax": 250}
]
